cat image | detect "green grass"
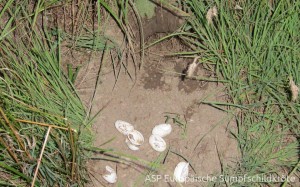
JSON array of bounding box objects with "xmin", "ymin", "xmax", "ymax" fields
[
  {"xmin": 1, "ymin": 0, "xmax": 299, "ymax": 186},
  {"xmin": 0, "ymin": 22, "xmax": 92, "ymax": 187},
  {"xmin": 0, "ymin": 0, "xmax": 148, "ymax": 185},
  {"xmin": 178, "ymin": 0, "xmax": 300, "ymax": 186},
  {"xmin": 0, "ymin": 0, "xmax": 126, "ymax": 186}
]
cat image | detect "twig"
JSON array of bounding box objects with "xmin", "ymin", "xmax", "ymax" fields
[
  {"xmin": 31, "ymin": 127, "xmax": 52, "ymax": 187},
  {"xmin": 128, "ymin": 0, "xmax": 144, "ymax": 69},
  {"xmin": 69, "ymin": 127, "xmax": 76, "ymax": 181},
  {"xmin": 0, "ymin": 136, "xmax": 19, "ymax": 163},
  {"xmin": 16, "ymin": 119, "xmax": 76, "ymax": 132},
  {"xmin": 5, "ymin": 94, "xmax": 67, "ymax": 120},
  {"xmin": 0, "ymin": 107, "xmax": 32, "ymax": 159}
]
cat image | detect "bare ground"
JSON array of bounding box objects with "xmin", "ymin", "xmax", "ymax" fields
[{"xmin": 71, "ymin": 37, "xmax": 240, "ymax": 186}]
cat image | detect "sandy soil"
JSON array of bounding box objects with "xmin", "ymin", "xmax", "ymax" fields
[{"xmin": 71, "ymin": 37, "xmax": 240, "ymax": 187}]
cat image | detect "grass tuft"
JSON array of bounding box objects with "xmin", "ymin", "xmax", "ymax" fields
[
  {"xmin": 179, "ymin": 0, "xmax": 300, "ymax": 185},
  {"xmin": 0, "ymin": 1, "xmax": 94, "ymax": 186}
]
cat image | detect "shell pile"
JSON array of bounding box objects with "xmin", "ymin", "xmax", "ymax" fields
[
  {"xmin": 112, "ymin": 120, "xmax": 188, "ymax": 183},
  {"xmin": 115, "ymin": 120, "xmax": 144, "ymax": 151},
  {"xmin": 149, "ymin": 124, "xmax": 172, "ymax": 152}
]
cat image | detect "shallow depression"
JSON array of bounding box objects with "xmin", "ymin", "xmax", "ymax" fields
[{"xmin": 75, "ymin": 39, "xmax": 240, "ymax": 186}]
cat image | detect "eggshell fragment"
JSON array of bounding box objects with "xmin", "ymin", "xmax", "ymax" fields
[
  {"xmin": 173, "ymin": 162, "xmax": 189, "ymax": 183},
  {"xmin": 149, "ymin": 134, "xmax": 167, "ymax": 152},
  {"xmin": 125, "ymin": 138, "xmax": 140, "ymax": 151},
  {"xmin": 115, "ymin": 120, "xmax": 134, "ymax": 135},
  {"xmin": 127, "ymin": 130, "xmax": 144, "ymax": 146},
  {"xmin": 102, "ymin": 166, "xmax": 117, "ymax": 183},
  {"xmin": 152, "ymin": 123, "xmax": 172, "ymax": 137}
]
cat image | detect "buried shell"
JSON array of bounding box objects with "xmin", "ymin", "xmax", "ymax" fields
[
  {"xmin": 127, "ymin": 130, "xmax": 144, "ymax": 146},
  {"xmin": 115, "ymin": 120, "xmax": 134, "ymax": 135},
  {"xmin": 102, "ymin": 166, "xmax": 117, "ymax": 183},
  {"xmin": 173, "ymin": 162, "xmax": 189, "ymax": 183},
  {"xmin": 149, "ymin": 134, "xmax": 167, "ymax": 152},
  {"xmin": 152, "ymin": 123, "xmax": 172, "ymax": 137},
  {"xmin": 125, "ymin": 138, "xmax": 140, "ymax": 151}
]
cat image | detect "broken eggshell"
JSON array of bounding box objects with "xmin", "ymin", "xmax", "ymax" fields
[
  {"xmin": 127, "ymin": 130, "xmax": 144, "ymax": 146},
  {"xmin": 173, "ymin": 162, "xmax": 189, "ymax": 183},
  {"xmin": 152, "ymin": 123, "xmax": 172, "ymax": 137},
  {"xmin": 102, "ymin": 166, "xmax": 117, "ymax": 184},
  {"xmin": 115, "ymin": 120, "xmax": 134, "ymax": 135},
  {"xmin": 149, "ymin": 134, "xmax": 167, "ymax": 152},
  {"xmin": 125, "ymin": 138, "xmax": 140, "ymax": 151}
]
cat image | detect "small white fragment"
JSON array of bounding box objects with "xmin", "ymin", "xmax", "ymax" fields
[
  {"xmin": 125, "ymin": 138, "xmax": 140, "ymax": 151},
  {"xmin": 127, "ymin": 130, "xmax": 144, "ymax": 146},
  {"xmin": 102, "ymin": 166, "xmax": 117, "ymax": 183},
  {"xmin": 187, "ymin": 61, "xmax": 198, "ymax": 78},
  {"xmin": 234, "ymin": 4, "xmax": 243, "ymax": 10},
  {"xmin": 206, "ymin": 6, "xmax": 218, "ymax": 25},
  {"xmin": 149, "ymin": 134, "xmax": 167, "ymax": 152},
  {"xmin": 25, "ymin": 136, "xmax": 36, "ymax": 150},
  {"xmin": 186, "ymin": 57, "xmax": 200, "ymax": 78},
  {"xmin": 152, "ymin": 124, "xmax": 172, "ymax": 137},
  {"xmin": 115, "ymin": 120, "xmax": 134, "ymax": 135},
  {"xmin": 289, "ymin": 77, "xmax": 299, "ymax": 102},
  {"xmin": 173, "ymin": 162, "xmax": 189, "ymax": 183}
]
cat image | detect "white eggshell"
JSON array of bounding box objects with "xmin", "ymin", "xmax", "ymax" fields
[
  {"xmin": 174, "ymin": 162, "xmax": 189, "ymax": 183},
  {"xmin": 152, "ymin": 124, "xmax": 172, "ymax": 137},
  {"xmin": 127, "ymin": 130, "xmax": 144, "ymax": 146},
  {"xmin": 125, "ymin": 138, "xmax": 140, "ymax": 151},
  {"xmin": 102, "ymin": 166, "xmax": 117, "ymax": 183},
  {"xmin": 115, "ymin": 120, "xmax": 134, "ymax": 135},
  {"xmin": 149, "ymin": 134, "xmax": 167, "ymax": 152}
]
